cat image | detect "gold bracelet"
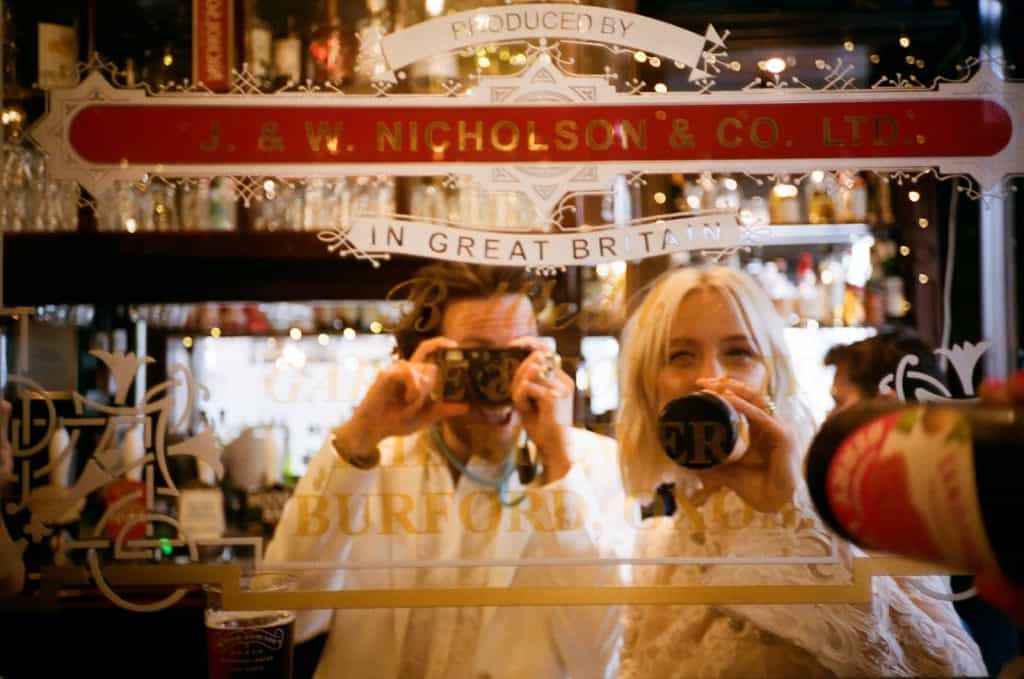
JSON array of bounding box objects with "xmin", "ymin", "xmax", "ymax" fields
[{"xmin": 330, "ymin": 429, "xmax": 381, "ymax": 470}]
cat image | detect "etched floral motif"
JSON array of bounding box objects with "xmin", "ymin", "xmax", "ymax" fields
[
  {"xmin": 1, "ymin": 360, "xmax": 251, "ymax": 612},
  {"xmin": 879, "ymin": 340, "xmax": 991, "ymax": 403}
]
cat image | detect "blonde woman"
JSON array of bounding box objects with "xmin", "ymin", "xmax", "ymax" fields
[{"xmin": 616, "ymin": 266, "xmax": 986, "ymax": 679}]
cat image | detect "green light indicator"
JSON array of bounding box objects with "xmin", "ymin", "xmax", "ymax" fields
[{"xmin": 160, "ymin": 537, "xmax": 173, "ymax": 556}]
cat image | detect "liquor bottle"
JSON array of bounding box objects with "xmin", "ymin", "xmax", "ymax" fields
[
  {"xmin": 177, "ymin": 457, "xmax": 226, "ymax": 544},
  {"xmin": 410, "ymin": 177, "xmax": 449, "ymax": 221},
  {"xmin": 697, "ymin": 173, "xmax": 719, "ymax": 209},
  {"xmin": 374, "ymin": 176, "xmax": 396, "ymax": 217},
  {"xmin": 849, "ymin": 174, "xmax": 868, "ymax": 222},
  {"xmin": 819, "ymin": 247, "xmax": 846, "ymax": 326},
  {"xmin": 36, "ymin": 15, "xmax": 79, "ymax": 91},
  {"xmin": 869, "ymin": 173, "xmax": 896, "ymax": 226},
  {"xmin": 250, "ymin": 181, "xmax": 276, "ymax": 231},
  {"xmin": 178, "ymin": 179, "xmax": 207, "ymax": 231},
  {"xmin": 715, "ymin": 175, "xmax": 742, "ymax": 211},
  {"xmin": 306, "ymin": 0, "xmax": 354, "ymax": 87},
  {"xmin": 807, "ymin": 186, "xmax": 836, "ymax": 224},
  {"xmin": 148, "ymin": 182, "xmax": 178, "ymax": 232},
  {"xmin": 280, "ymin": 181, "xmax": 304, "ymax": 230},
  {"xmin": 843, "ymin": 282, "xmax": 866, "ymax": 327},
  {"xmin": 658, "ymin": 390, "xmax": 750, "ymax": 469},
  {"xmin": 795, "ymin": 252, "xmax": 826, "ymax": 325},
  {"xmin": 243, "ymin": 0, "xmax": 273, "ymax": 88},
  {"xmin": 833, "ymin": 171, "xmax": 869, "ymax": 223},
  {"xmin": 805, "ymin": 172, "xmax": 835, "ymax": 225},
  {"xmin": 272, "ymin": 15, "xmax": 302, "ymax": 87},
  {"xmin": 769, "ymin": 181, "xmax": 801, "ymax": 224},
  {"xmin": 865, "ymin": 278, "xmax": 885, "ymax": 326},
  {"xmin": 355, "ymin": 0, "xmax": 393, "ymax": 87},
  {"xmin": 806, "ymin": 398, "xmax": 1024, "ymax": 585},
  {"xmin": 681, "ymin": 177, "xmax": 705, "ymax": 211},
  {"xmin": 206, "ymin": 177, "xmax": 237, "ymax": 231},
  {"xmin": 871, "ymin": 234, "xmax": 907, "ymax": 320},
  {"xmin": 757, "ymin": 260, "xmax": 797, "ymax": 324},
  {"xmin": 739, "ymin": 196, "xmax": 770, "ymax": 227},
  {"xmin": 884, "ymin": 276, "xmax": 907, "ymax": 320}
]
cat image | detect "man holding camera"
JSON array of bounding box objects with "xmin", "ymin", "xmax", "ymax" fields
[{"xmin": 266, "ymin": 263, "xmax": 631, "ymax": 679}]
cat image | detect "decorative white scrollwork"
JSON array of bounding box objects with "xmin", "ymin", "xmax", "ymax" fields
[{"xmin": 2, "ymin": 352, "xmax": 262, "ymax": 612}]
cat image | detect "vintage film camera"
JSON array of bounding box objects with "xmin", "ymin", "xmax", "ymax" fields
[{"xmin": 433, "ymin": 347, "xmax": 532, "ymax": 404}]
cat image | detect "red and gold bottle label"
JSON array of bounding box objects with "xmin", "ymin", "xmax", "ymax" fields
[{"xmin": 825, "ymin": 406, "xmax": 1001, "ymax": 576}]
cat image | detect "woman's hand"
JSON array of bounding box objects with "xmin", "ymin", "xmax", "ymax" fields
[{"xmin": 692, "ymin": 377, "xmax": 798, "ymax": 513}]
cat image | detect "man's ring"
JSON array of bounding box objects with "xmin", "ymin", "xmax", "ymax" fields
[
  {"xmin": 541, "ymin": 354, "xmax": 560, "ymax": 382},
  {"xmin": 764, "ymin": 398, "xmax": 777, "ymax": 416}
]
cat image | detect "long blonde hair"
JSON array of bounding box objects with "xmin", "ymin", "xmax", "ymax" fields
[{"xmin": 616, "ymin": 266, "xmax": 814, "ymax": 503}]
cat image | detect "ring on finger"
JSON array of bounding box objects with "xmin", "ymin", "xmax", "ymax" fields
[
  {"xmin": 763, "ymin": 397, "xmax": 777, "ymax": 416},
  {"xmin": 540, "ymin": 354, "xmax": 557, "ymax": 382}
]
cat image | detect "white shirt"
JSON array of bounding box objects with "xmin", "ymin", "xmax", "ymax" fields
[{"xmin": 265, "ymin": 427, "xmax": 633, "ymax": 679}]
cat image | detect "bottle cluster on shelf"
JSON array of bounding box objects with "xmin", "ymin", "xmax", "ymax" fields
[
  {"xmin": 407, "ymin": 177, "xmax": 539, "ymax": 231},
  {"xmin": 743, "ymin": 234, "xmax": 908, "ymax": 330},
  {"xmin": 91, "ymin": 174, "xmax": 541, "ymax": 234},
  {"xmin": 670, "ymin": 171, "xmax": 894, "ymax": 228},
  {"xmin": 92, "ymin": 176, "xmax": 397, "ymax": 233},
  {"xmin": 96, "ymin": 177, "xmax": 237, "ymax": 233},
  {"xmin": 243, "ymin": 0, "xmax": 518, "ymax": 92},
  {"xmin": 135, "ymin": 300, "xmax": 406, "ymax": 337}
]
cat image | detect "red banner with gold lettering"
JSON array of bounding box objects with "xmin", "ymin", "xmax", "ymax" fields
[{"xmin": 68, "ymin": 99, "xmax": 1011, "ymax": 165}]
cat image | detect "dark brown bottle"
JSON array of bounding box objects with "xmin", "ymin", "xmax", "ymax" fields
[{"xmin": 657, "ymin": 390, "xmax": 749, "ymax": 469}]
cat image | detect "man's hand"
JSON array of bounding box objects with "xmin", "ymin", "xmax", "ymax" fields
[
  {"xmin": 509, "ymin": 338, "xmax": 574, "ymax": 484},
  {"xmin": 333, "ymin": 338, "xmax": 468, "ymax": 464}
]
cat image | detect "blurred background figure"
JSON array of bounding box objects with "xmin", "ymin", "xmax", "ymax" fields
[{"xmin": 824, "ymin": 328, "xmax": 943, "ymax": 414}]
